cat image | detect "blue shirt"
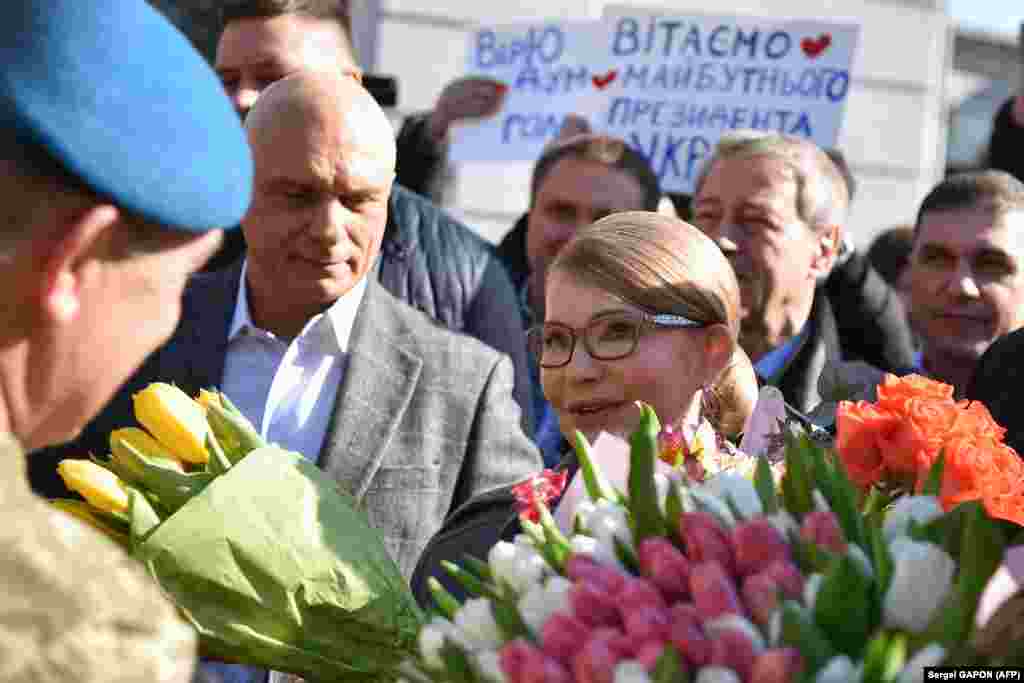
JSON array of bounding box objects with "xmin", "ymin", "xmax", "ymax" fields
[{"xmin": 754, "ymin": 326, "xmax": 809, "ymax": 383}]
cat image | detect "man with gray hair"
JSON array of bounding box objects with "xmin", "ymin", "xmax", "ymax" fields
[{"xmin": 692, "ymin": 133, "xmax": 913, "ymax": 412}]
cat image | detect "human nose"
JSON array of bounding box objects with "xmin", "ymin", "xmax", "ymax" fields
[
  {"xmin": 713, "ymin": 222, "xmax": 742, "ymax": 254},
  {"xmin": 564, "ymin": 332, "xmax": 603, "ymax": 380},
  {"xmin": 232, "ymin": 82, "xmax": 261, "ymax": 118},
  {"xmin": 309, "ymin": 197, "xmax": 349, "ymax": 243},
  {"xmin": 947, "ymin": 263, "xmax": 981, "ymax": 299}
]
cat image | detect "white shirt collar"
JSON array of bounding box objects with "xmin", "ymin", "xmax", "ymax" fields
[{"xmin": 228, "ymin": 259, "xmax": 368, "ymax": 353}]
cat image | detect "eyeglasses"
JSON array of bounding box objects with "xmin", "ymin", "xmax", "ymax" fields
[{"xmin": 527, "ymin": 311, "xmax": 707, "ymax": 369}]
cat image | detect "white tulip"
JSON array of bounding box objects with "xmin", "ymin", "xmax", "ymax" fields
[
  {"xmin": 767, "ymin": 510, "xmax": 800, "ymax": 537},
  {"xmin": 614, "ymin": 660, "xmax": 652, "ymax": 683},
  {"xmin": 454, "ymin": 598, "xmax": 505, "ymax": 652},
  {"xmin": 695, "ymin": 666, "xmax": 741, "ymax": 683},
  {"xmin": 584, "ymin": 499, "xmax": 634, "ymax": 551},
  {"xmin": 518, "ymin": 575, "xmax": 573, "ymax": 635},
  {"xmin": 883, "ymin": 496, "xmax": 943, "ymax": 541},
  {"xmin": 883, "ymin": 539, "xmax": 956, "ymax": 633},
  {"xmin": 488, "ymin": 540, "xmax": 549, "ymax": 596},
  {"xmin": 474, "ymin": 650, "xmax": 506, "ymax": 683},
  {"xmin": 815, "ymin": 655, "xmax": 858, "ymax": 683},
  {"xmin": 812, "ymin": 489, "xmax": 831, "ymax": 513},
  {"xmin": 418, "ymin": 616, "xmax": 460, "ymax": 670},
  {"xmin": 700, "ymin": 472, "xmax": 761, "ymax": 521},
  {"xmin": 569, "ymin": 533, "xmax": 624, "ymax": 571},
  {"xmin": 897, "ymin": 644, "xmax": 946, "ymax": 683},
  {"xmin": 654, "ymin": 472, "xmax": 670, "ymax": 516}
]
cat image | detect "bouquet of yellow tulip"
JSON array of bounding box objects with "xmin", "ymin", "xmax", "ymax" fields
[{"xmin": 51, "ymin": 383, "xmax": 422, "ymax": 683}]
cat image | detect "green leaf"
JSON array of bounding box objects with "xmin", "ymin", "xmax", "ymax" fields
[
  {"xmin": 779, "ymin": 601, "xmax": 834, "ymax": 676},
  {"xmin": 754, "ymin": 455, "xmax": 780, "ymax": 515},
  {"xmin": 206, "ymin": 401, "xmax": 267, "ymax": 464},
  {"xmin": 439, "ymin": 639, "xmax": 475, "ymax": 683},
  {"xmin": 869, "ymin": 523, "xmax": 894, "ymax": 600},
  {"xmin": 614, "ymin": 535, "xmax": 641, "ymax": 574},
  {"xmin": 204, "ymin": 432, "xmax": 232, "ymax": 476},
  {"xmin": 428, "ymin": 577, "xmax": 461, "ymax": 621},
  {"xmin": 536, "ymin": 502, "xmax": 572, "ymax": 571},
  {"xmin": 573, "ymin": 430, "xmax": 620, "ymax": 502},
  {"xmin": 127, "ymin": 487, "xmax": 162, "ymax": 548},
  {"xmin": 781, "ymin": 430, "xmax": 814, "ymax": 518},
  {"xmin": 813, "ymin": 556, "xmax": 877, "ymax": 657},
  {"xmin": 664, "ymin": 477, "xmax": 685, "ymax": 544},
  {"xmin": 460, "ymin": 555, "xmax": 494, "ymax": 584},
  {"xmin": 861, "ymin": 632, "xmax": 906, "ymax": 683},
  {"xmin": 100, "ymin": 439, "xmax": 214, "ymax": 513},
  {"xmin": 652, "ymin": 644, "xmax": 689, "ymax": 683},
  {"xmin": 441, "ymin": 561, "xmax": 492, "ymax": 599},
  {"xmin": 817, "ymin": 449, "xmax": 866, "ymax": 551},
  {"xmin": 490, "ymin": 599, "xmax": 534, "ymax": 641},
  {"xmin": 628, "ymin": 403, "xmax": 666, "ymax": 543},
  {"xmin": 789, "ymin": 530, "xmax": 839, "ymax": 575},
  {"xmin": 921, "ymin": 451, "xmax": 945, "ymax": 497}
]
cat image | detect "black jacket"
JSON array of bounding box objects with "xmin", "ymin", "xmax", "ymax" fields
[
  {"xmin": 768, "ymin": 289, "xmax": 845, "ymax": 414},
  {"xmin": 987, "ymin": 97, "xmax": 1024, "ymax": 183},
  {"xmin": 967, "ymin": 326, "xmax": 1024, "ymax": 455},
  {"xmin": 29, "ymin": 184, "xmax": 534, "ymax": 498}
]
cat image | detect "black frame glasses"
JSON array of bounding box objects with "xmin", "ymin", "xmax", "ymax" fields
[{"xmin": 527, "ymin": 311, "xmax": 707, "ymax": 369}]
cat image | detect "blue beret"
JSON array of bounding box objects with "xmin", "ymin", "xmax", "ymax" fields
[{"xmin": 0, "ymin": 0, "xmax": 252, "ymax": 232}]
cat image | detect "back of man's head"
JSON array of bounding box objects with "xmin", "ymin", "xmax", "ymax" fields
[
  {"xmin": 529, "ymin": 134, "xmax": 661, "ymax": 212},
  {"xmin": 696, "ymin": 132, "xmax": 850, "ymax": 231},
  {"xmin": 915, "ymin": 170, "xmax": 1024, "ymax": 234}
]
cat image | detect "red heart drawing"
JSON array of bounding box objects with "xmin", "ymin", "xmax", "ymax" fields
[
  {"xmin": 591, "ymin": 70, "xmax": 618, "ymax": 90},
  {"xmin": 801, "ymin": 33, "xmax": 832, "ymax": 58}
]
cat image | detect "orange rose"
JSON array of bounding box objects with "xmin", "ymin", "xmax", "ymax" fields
[
  {"xmin": 937, "ymin": 435, "xmax": 987, "ymax": 508},
  {"xmin": 878, "ymin": 397, "xmax": 959, "ymax": 478},
  {"xmin": 951, "ymin": 400, "xmax": 1008, "ymax": 442},
  {"xmin": 875, "ymin": 373, "xmax": 954, "ymax": 415},
  {"xmin": 835, "ymin": 400, "xmax": 899, "ymax": 488}
]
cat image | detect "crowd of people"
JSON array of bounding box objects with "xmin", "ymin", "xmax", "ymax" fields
[{"xmin": 6, "ymin": 1, "xmax": 1024, "ymax": 682}]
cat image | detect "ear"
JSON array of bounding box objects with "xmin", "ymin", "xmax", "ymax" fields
[
  {"xmin": 39, "ymin": 204, "xmax": 121, "ymax": 327},
  {"xmin": 702, "ymin": 323, "xmax": 735, "ymax": 375},
  {"xmin": 809, "ymin": 223, "xmax": 841, "ymax": 279}
]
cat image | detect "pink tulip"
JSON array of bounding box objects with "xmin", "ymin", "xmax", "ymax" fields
[
  {"xmin": 668, "ymin": 603, "xmax": 712, "ymax": 667},
  {"xmin": 761, "ymin": 560, "xmax": 804, "ymax": 601},
  {"xmin": 617, "ymin": 577, "xmax": 668, "ymax": 615},
  {"xmin": 681, "ymin": 512, "xmax": 736, "ymax": 576},
  {"xmin": 572, "ymin": 629, "xmax": 627, "ymax": 683},
  {"xmin": 709, "ymin": 628, "xmax": 758, "ymax": 681},
  {"xmin": 622, "ymin": 605, "xmax": 672, "ymax": 643},
  {"xmin": 571, "ymin": 581, "xmax": 621, "ymax": 628},
  {"xmin": 750, "ymin": 648, "xmax": 803, "ymax": 683},
  {"xmin": 541, "ymin": 613, "xmax": 592, "ymax": 664},
  {"xmin": 565, "ymin": 554, "xmax": 627, "ymax": 594},
  {"xmin": 690, "ymin": 561, "xmax": 745, "ymax": 620},
  {"xmin": 732, "ymin": 519, "xmax": 791, "ymax": 577},
  {"xmin": 799, "ymin": 511, "xmax": 847, "ymax": 554},
  {"xmin": 638, "ymin": 537, "xmax": 691, "ymax": 602},
  {"xmin": 741, "ymin": 571, "xmax": 780, "ymax": 627},
  {"xmin": 500, "ymin": 639, "xmax": 572, "ymax": 683}
]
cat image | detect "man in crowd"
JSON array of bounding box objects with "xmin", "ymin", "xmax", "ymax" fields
[
  {"xmin": 905, "ymin": 170, "xmax": 1024, "ymax": 396},
  {"xmin": 198, "ymin": 0, "xmax": 534, "ymax": 433},
  {"xmin": 691, "ymin": 133, "xmax": 911, "ymax": 412},
  {"xmin": 0, "ymin": 0, "xmax": 253, "ymax": 679}
]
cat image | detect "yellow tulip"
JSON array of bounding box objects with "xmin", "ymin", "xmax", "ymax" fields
[
  {"xmin": 110, "ymin": 427, "xmax": 185, "ymax": 474},
  {"xmin": 133, "ymin": 382, "xmax": 210, "ymax": 464},
  {"xmin": 56, "ymin": 460, "xmax": 130, "ymax": 514},
  {"xmin": 194, "ymin": 388, "xmax": 223, "ymax": 413}
]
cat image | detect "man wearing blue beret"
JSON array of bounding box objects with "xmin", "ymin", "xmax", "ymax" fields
[{"xmin": 0, "ymin": 1, "xmax": 252, "ymax": 681}]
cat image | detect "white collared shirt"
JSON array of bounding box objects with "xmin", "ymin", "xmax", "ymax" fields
[{"xmin": 221, "ymin": 261, "xmax": 368, "ymax": 464}]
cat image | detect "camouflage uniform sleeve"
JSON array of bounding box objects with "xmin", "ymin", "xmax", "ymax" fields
[{"xmin": 0, "ymin": 433, "xmax": 197, "ymax": 683}]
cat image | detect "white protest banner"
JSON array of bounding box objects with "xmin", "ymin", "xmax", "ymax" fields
[
  {"xmin": 599, "ymin": 7, "xmax": 860, "ymax": 193},
  {"xmin": 448, "ymin": 20, "xmax": 612, "ymax": 163},
  {"xmin": 449, "ymin": 12, "xmax": 859, "ymax": 195}
]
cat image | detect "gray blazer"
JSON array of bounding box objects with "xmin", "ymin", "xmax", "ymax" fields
[{"xmin": 46, "ymin": 261, "xmax": 543, "ymax": 580}]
